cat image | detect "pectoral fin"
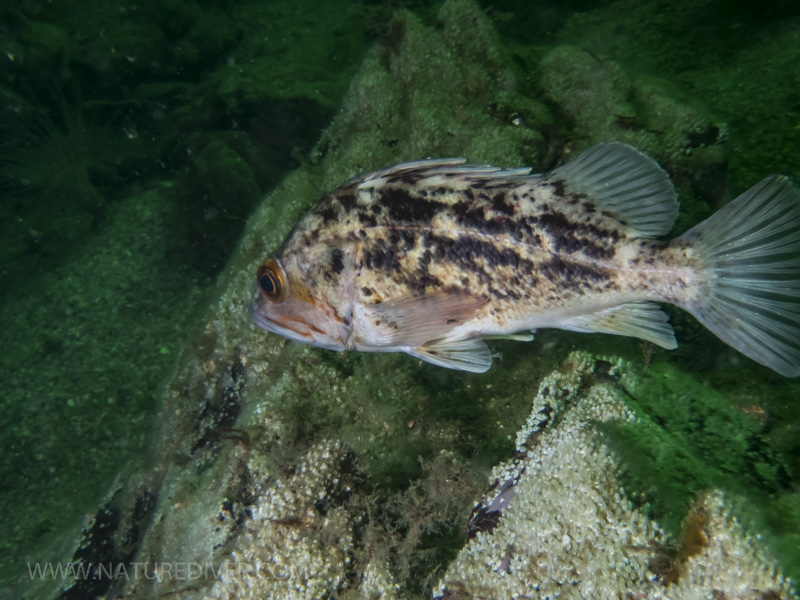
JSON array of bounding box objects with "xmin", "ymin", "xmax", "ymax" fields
[
  {"xmin": 562, "ymin": 301, "xmax": 677, "ymax": 349},
  {"xmin": 367, "ymin": 291, "xmax": 489, "ymax": 347},
  {"xmin": 408, "ymin": 336, "xmax": 492, "ymax": 373}
]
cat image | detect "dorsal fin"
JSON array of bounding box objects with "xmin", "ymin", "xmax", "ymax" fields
[
  {"xmin": 357, "ymin": 158, "xmax": 532, "ymax": 189},
  {"xmin": 546, "ymin": 143, "xmax": 678, "ymax": 239}
]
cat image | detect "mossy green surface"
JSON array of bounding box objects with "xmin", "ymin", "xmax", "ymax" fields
[
  {"xmin": 0, "ymin": 0, "xmax": 373, "ymax": 589},
  {"xmin": 0, "ymin": 185, "xmax": 205, "ymax": 584},
  {"xmin": 503, "ymin": 0, "xmax": 800, "ymax": 191},
  {"xmin": 597, "ymin": 360, "xmax": 800, "ymax": 582}
]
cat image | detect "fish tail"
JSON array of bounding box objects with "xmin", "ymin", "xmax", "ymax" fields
[{"xmin": 679, "ymin": 175, "xmax": 800, "ymax": 376}]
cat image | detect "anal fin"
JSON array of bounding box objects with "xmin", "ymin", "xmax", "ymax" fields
[
  {"xmin": 563, "ymin": 301, "xmax": 677, "ymax": 349},
  {"xmin": 408, "ymin": 336, "xmax": 492, "ymax": 373}
]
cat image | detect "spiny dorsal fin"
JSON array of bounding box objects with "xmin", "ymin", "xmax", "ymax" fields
[
  {"xmin": 357, "ymin": 159, "xmax": 532, "ymax": 189},
  {"xmin": 547, "ymin": 142, "xmax": 678, "ymax": 239}
]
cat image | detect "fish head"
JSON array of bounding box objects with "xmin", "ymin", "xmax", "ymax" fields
[{"xmin": 248, "ymin": 246, "xmax": 354, "ymax": 351}]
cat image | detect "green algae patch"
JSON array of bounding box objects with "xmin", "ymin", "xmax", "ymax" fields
[
  {"xmin": 537, "ymin": 0, "xmax": 800, "ymax": 191},
  {"xmin": 0, "ymin": 184, "xmax": 208, "ymax": 586},
  {"xmin": 602, "ymin": 361, "xmax": 800, "ymax": 580},
  {"xmin": 0, "ymin": 0, "xmax": 375, "ymax": 590},
  {"xmin": 257, "ymin": 347, "xmax": 534, "ymax": 492}
]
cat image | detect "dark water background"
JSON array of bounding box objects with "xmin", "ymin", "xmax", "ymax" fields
[{"xmin": 1, "ymin": 0, "xmax": 799, "ymax": 593}]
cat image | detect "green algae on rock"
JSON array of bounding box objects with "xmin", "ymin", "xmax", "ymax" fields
[
  {"xmin": 537, "ymin": 44, "xmax": 727, "ymax": 232},
  {"xmin": 436, "ymin": 352, "xmax": 796, "ymax": 599}
]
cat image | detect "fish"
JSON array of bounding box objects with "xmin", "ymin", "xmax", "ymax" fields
[{"xmin": 248, "ymin": 142, "xmax": 800, "ymax": 376}]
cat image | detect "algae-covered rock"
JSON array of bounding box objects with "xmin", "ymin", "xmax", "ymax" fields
[
  {"xmin": 204, "ymin": 441, "xmax": 358, "ymax": 599},
  {"xmin": 25, "ymin": 2, "xmax": 552, "ymax": 598},
  {"xmin": 436, "ymin": 352, "xmax": 796, "ymax": 599},
  {"xmin": 548, "ymin": 0, "xmax": 800, "ymax": 191},
  {"xmin": 538, "ymin": 44, "xmax": 726, "ymax": 231},
  {"xmin": 211, "ymin": 1, "xmax": 366, "ymax": 110},
  {"xmin": 313, "ymin": 0, "xmax": 549, "ymax": 172},
  {"xmin": 0, "ymin": 183, "xmax": 205, "ymax": 593}
]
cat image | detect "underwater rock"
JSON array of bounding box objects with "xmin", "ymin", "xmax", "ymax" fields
[
  {"xmin": 204, "ymin": 441, "xmax": 360, "ymax": 599},
  {"xmin": 312, "ymin": 0, "xmax": 549, "ymax": 173},
  {"xmin": 539, "ymin": 44, "xmax": 728, "ymax": 218},
  {"xmin": 23, "ymin": 2, "xmax": 541, "ymax": 597},
  {"xmin": 435, "ymin": 352, "xmax": 795, "ymax": 599},
  {"xmin": 0, "ymin": 182, "xmax": 206, "ymax": 594}
]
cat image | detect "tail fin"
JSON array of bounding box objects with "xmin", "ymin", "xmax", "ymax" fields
[{"xmin": 680, "ymin": 176, "xmax": 800, "ymax": 376}]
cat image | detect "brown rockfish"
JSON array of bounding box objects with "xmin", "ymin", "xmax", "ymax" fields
[{"xmin": 249, "ymin": 143, "xmax": 800, "ymax": 376}]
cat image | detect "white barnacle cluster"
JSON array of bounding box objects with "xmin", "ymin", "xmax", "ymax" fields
[
  {"xmin": 512, "ymin": 353, "xmax": 633, "ymax": 453},
  {"xmin": 206, "ymin": 440, "xmax": 355, "ymax": 600},
  {"xmin": 436, "ymin": 352, "xmax": 796, "ymax": 599},
  {"xmin": 661, "ymin": 490, "xmax": 792, "ymax": 600},
  {"xmin": 358, "ymin": 558, "xmax": 401, "ymax": 599}
]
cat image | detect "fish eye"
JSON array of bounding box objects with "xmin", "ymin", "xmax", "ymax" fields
[{"xmin": 256, "ymin": 259, "xmax": 287, "ymax": 303}]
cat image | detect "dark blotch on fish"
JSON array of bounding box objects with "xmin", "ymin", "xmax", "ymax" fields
[
  {"xmin": 492, "ymin": 192, "xmax": 515, "ymax": 216},
  {"xmin": 315, "ymin": 201, "xmax": 339, "ymax": 225},
  {"xmin": 534, "ymin": 211, "xmax": 615, "ymax": 259},
  {"xmin": 382, "ymin": 187, "xmax": 442, "ymax": 223},
  {"xmin": 338, "ymin": 193, "xmax": 358, "ymax": 212},
  {"xmin": 330, "ymin": 249, "xmax": 345, "ymax": 274},
  {"xmin": 540, "ymin": 256, "xmax": 609, "ymax": 291}
]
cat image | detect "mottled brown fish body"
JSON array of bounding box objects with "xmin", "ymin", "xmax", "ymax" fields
[
  {"xmin": 251, "ymin": 143, "xmax": 800, "ymax": 375},
  {"xmin": 281, "ymin": 168, "xmax": 687, "ymax": 332}
]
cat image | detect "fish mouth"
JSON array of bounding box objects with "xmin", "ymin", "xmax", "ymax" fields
[
  {"xmin": 247, "ymin": 280, "xmax": 352, "ymax": 350},
  {"xmin": 247, "ymin": 299, "xmax": 315, "ymax": 342},
  {"xmin": 248, "ymin": 298, "xmax": 348, "ymax": 350}
]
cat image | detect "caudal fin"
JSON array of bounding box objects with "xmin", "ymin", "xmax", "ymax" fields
[{"xmin": 680, "ymin": 176, "xmax": 800, "ymax": 376}]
